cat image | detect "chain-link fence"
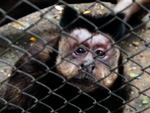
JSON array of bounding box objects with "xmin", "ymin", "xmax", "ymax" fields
[{"xmin": 0, "ymin": 0, "xmax": 150, "ymax": 113}]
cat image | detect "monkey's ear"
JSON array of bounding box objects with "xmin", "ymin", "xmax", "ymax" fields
[{"xmin": 60, "ymin": 6, "xmax": 78, "ymax": 28}]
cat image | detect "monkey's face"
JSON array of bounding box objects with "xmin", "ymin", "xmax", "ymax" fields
[{"xmin": 56, "ymin": 29, "xmax": 120, "ymax": 92}]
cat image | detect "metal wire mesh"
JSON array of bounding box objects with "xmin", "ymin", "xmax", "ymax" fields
[{"xmin": 0, "ymin": 0, "xmax": 150, "ymax": 113}]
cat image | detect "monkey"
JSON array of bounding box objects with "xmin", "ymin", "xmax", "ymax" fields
[{"xmin": 0, "ymin": 6, "xmax": 129, "ymax": 113}]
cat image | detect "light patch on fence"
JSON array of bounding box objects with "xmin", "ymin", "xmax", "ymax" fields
[{"xmin": 54, "ymin": 5, "xmax": 63, "ymax": 11}]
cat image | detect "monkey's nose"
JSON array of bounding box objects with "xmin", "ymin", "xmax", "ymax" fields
[
  {"xmin": 88, "ymin": 65, "xmax": 95, "ymax": 73},
  {"xmin": 81, "ymin": 63, "xmax": 95, "ymax": 74}
]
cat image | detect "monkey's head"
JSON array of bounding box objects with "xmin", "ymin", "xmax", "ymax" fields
[{"xmin": 56, "ymin": 6, "xmax": 125, "ymax": 92}]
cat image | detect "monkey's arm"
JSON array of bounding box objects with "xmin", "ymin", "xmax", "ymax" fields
[
  {"xmin": 0, "ymin": 41, "xmax": 57, "ymax": 110},
  {"xmin": 114, "ymin": 0, "xmax": 150, "ymax": 21}
]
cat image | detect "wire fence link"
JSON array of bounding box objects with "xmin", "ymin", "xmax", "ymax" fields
[{"xmin": 0, "ymin": 0, "xmax": 150, "ymax": 113}]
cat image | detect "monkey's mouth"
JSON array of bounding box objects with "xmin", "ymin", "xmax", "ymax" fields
[{"xmin": 69, "ymin": 73, "xmax": 97, "ymax": 87}]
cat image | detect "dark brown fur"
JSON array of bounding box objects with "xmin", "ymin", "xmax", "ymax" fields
[{"xmin": 0, "ymin": 42, "xmax": 129, "ymax": 113}]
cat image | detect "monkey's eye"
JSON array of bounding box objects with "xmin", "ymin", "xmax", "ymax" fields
[
  {"xmin": 75, "ymin": 48, "xmax": 86, "ymax": 54},
  {"xmin": 95, "ymin": 50, "xmax": 105, "ymax": 58}
]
